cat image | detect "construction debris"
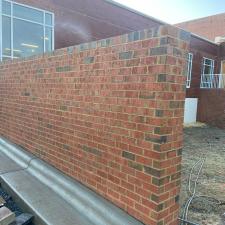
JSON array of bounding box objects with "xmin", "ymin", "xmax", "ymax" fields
[
  {"xmin": 0, "ymin": 186, "xmax": 33, "ymax": 225},
  {"xmin": 0, "ymin": 207, "xmax": 15, "ymax": 225},
  {"xmin": 13, "ymin": 213, "xmax": 33, "ymax": 225},
  {"xmin": 0, "ymin": 198, "xmax": 5, "ymax": 207}
]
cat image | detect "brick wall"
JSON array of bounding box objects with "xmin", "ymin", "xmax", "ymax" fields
[
  {"xmin": 0, "ymin": 25, "xmax": 189, "ymax": 225},
  {"xmin": 219, "ymin": 43, "xmax": 225, "ymax": 61},
  {"xmin": 176, "ymin": 13, "xmax": 225, "ymax": 42},
  {"xmin": 186, "ymin": 35, "xmax": 220, "ymax": 98},
  {"xmin": 198, "ymin": 89, "xmax": 225, "ymax": 129}
]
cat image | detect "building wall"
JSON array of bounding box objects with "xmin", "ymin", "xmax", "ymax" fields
[
  {"xmin": 198, "ymin": 89, "xmax": 225, "ymax": 129},
  {"xmin": 186, "ymin": 35, "xmax": 220, "ymax": 98},
  {"xmin": 176, "ymin": 13, "xmax": 225, "ymax": 42},
  {"xmin": 186, "ymin": 38, "xmax": 225, "ymax": 128},
  {"xmin": 219, "ymin": 43, "xmax": 225, "ymax": 61},
  {"xmin": 0, "ymin": 25, "xmax": 190, "ymax": 225},
  {"xmin": 13, "ymin": 0, "xmax": 162, "ymax": 49}
]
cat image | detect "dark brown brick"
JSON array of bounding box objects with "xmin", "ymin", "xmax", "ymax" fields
[
  {"xmin": 177, "ymin": 148, "xmax": 182, "ymax": 156},
  {"xmin": 157, "ymin": 221, "xmax": 164, "ymax": 225},
  {"xmin": 56, "ymin": 66, "xmax": 71, "ymax": 72},
  {"xmin": 145, "ymin": 136, "xmax": 167, "ymax": 144},
  {"xmin": 175, "ymin": 195, "xmax": 180, "ymax": 203},
  {"xmin": 152, "ymin": 177, "xmax": 164, "ymax": 186},
  {"xmin": 128, "ymin": 31, "xmax": 140, "ymax": 42},
  {"xmin": 139, "ymin": 92, "xmax": 155, "ymax": 99},
  {"xmin": 122, "ymin": 151, "xmax": 135, "ymax": 161},
  {"xmin": 150, "ymin": 47, "xmax": 168, "ymax": 56},
  {"xmin": 63, "ymin": 144, "xmax": 70, "ymax": 151},
  {"xmin": 157, "ymin": 203, "xmax": 164, "ymax": 211},
  {"xmin": 128, "ymin": 161, "xmax": 143, "ymax": 171},
  {"xmin": 82, "ymin": 145, "xmax": 102, "ymax": 156},
  {"xmin": 150, "ymin": 194, "xmax": 159, "ymax": 203},
  {"xmin": 84, "ymin": 56, "xmax": 94, "ymax": 64},
  {"xmin": 119, "ymin": 51, "xmax": 133, "ymax": 60},
  {"xmin": 144, "ymin": 166, "xmax": 162, "ymax": 177},
  {"xmin": 155, "ymin": 109, "xmax": 164, "ymax": 117},
  {"xmin": 173, "ymin": 48, "xmax": 182, "ymax": 57},
  {"xmin": 157, "ymin": 74, "xmax": 167, "ymax": 82},
  {"xmin": 60, "ymin": 105, "xmax": 68, "ymax": 111}
]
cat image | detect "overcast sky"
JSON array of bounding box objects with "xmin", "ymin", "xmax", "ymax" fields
[{"xmin": 113, "ymin": 0, "xmax": 225, "ymax": 24}]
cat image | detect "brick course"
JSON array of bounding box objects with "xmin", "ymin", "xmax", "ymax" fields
[{"xmin": 0, "ymin": 25, "xmax": 189, "ymax": 225}]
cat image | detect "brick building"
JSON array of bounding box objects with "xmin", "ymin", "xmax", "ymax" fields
[
  {"xmin": 0, "ymin": 1, "xmax": 224, "ymax": 225},
  {"xmin": 176, "ymin": 13, "xmax": 225, "ymax": 42},
  {"xmin": 176, "ymin": 13, "xmax": 225, "ymax": 127}
]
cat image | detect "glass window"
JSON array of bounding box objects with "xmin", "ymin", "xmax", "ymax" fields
[
  {"xmin": 45, "ymin": 13, "xmax": 52, "ymax": 26},
  {"xmin": 45, "ymin": 27, "xmax": 53, "ymax": 52},
  {"xmin": 1, "ymin": 1, "xmax": 54, "ymax": 60},
  {"xmin": 200, "ymin": 58, "xmax": 215, "ymax": 88},
  {"xmin": 2, "ymin": 56, "xmax": 11, "ymax": 61},
  {"xmin": 13, "ymin": 19, "xmax": 44, "ymax": 57},
  {"xmin": 2, "ymin": 16, "xmax": 11, "ymax": 56},
  {"xmin": 13, "ymin": 4, "xmax": 44, "ymax": 23},
  {"xmin": 2, "ymin": 0, "xmax": 11, "ymax": 15},
  {"xmin": 186, "ymin": 53, "xmax": 193, "ymax": 88},
  {"xmin": 202, "ymin": 58, "xmax": 214, "ymax": 75}
]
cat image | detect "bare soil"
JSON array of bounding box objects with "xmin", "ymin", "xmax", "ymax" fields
[{"xmin": 180, "ymin": 125, "xmax": 225, "ymax": 225}]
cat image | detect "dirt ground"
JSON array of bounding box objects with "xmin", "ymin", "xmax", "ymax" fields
[{"xmin": 180, "ymin": 124, "xmax": 225, "ymax": 225}]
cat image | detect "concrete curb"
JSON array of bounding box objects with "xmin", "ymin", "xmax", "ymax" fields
[
  {"xmin": 0, "ymin": 138, "xmax": 36, "ymax": 168},
  {"xmin": 0, "ymin": 137, "xmax": 144, "ymax": 225}
]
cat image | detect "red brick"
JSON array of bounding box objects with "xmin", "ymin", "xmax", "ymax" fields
[{"xmin": 0, "ymin": 25, "xmax": 189, "ymax": 225}]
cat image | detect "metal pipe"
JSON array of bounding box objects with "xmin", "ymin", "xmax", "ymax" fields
[{"xmin": 179, "ymin": 218, "xmax": 200, "ymax": 225}]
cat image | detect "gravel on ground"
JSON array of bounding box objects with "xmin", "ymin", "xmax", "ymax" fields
[{"xmin": 180, "ymin": 125, "xmax": 225, "ymax": 225}]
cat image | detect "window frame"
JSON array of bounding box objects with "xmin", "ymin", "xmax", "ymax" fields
[
  {"xmin": 200, "ymin": 57, "xmax": 215, "ymax": 88},
  {"xmin": 0, "ymin": 0, "xmax": 54, "ymax": 60},
  {"xmin": 186, "ymin": 53, "xmax": 193, "ymax": 88}
]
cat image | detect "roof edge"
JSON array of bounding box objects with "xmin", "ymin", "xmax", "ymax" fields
[
  {"xmin": 175, "ymin": 12, "xmax": 225, "ymax": 25},
  {"xmin": 105, "ymin": 0, "xmax": 219, "ymax": 46},
  {"xmin": 191, "ymin": 33, "xmax": 219, "ymax": 46}
]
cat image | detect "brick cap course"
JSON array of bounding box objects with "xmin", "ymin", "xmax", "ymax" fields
[{"xmin": 0, "ymin": 25, "xmax": 190, "ymax": 66}]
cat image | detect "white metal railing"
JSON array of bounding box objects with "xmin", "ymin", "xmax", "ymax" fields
[{"xmin": 200, "ymin": 74, "xmax": 225, "ymax": 89}]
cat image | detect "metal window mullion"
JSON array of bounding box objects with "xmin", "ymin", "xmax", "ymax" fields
[
  {"xmin": 11, "ymin": 0, "xmax": 13, "ymax": 58},
  {"xmin": 3, "ymin": 13, "xmax": 53, "ymax": 27},
  {"xmin": 2, "ymin": 13, "xmax": 10, "ymax": 17},
  {"xmin": 211, "ymin": 60, "xmax": 215, "ymax": 88},
  {"xmin": 203, "ymin": 58, "xmax": 208, "ymax": 88},
  {"xmin": 2, "ymin": 0, "xmax": 54, "ymax": 59},
  {"xmin": 188, "ymin": 53, "xmax": 193, "ymax": 88},
  {"xmin": 189, "ymin": 54, "xmax": 193, "ymax": 83},
  {"xmin": 43, "ymin": 12, "xmax": 45, "ymax": 52},
  {"xmin": 3, "ymin": 0, "xmax": 54, "ymax": 22},
  {"xmin": 0, "ymin": 0, "xmax": 2, "ymax": 61},
  {"xmin": 186, "ymin": 57, "xmax": 191, "ymax": 88},
  {"xmin": 5, "ymin": 0, "xmax": 53, "ymax": 15},
  {"xmin": 186, "ymin": 53, "xmax": 193, "ymax": 88},
  {"xmin": 52, "ymin": 12, "xmax": 54, "ymax": 51},
  {"xmin": 12, "ymin": 16, "xmax": 45, "ymax": 26},
  {"xmin": 200, "ymin": 58, "xmax": 206, "ymax": 88}
]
